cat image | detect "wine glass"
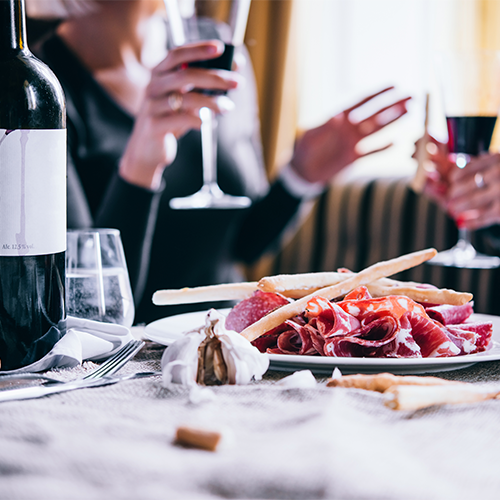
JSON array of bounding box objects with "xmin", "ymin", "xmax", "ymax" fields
[
  {"xmin": 428, "ymin": 50, "xmax": 500, "ymax": 269},
  {"xmin": 165, "ymin": 0, "xmax": 252, "ymax": 210},
  {"xmin": 66, "ymin": 229, "xmax": 135, "ymax": 327}
]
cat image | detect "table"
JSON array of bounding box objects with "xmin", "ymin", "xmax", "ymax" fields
[{"xmin": 1, "ymin": 329, "xmax": 500, "ymax": 500}]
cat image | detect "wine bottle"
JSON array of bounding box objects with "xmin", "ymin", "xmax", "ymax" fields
[{"xmin": 0, "ymin": 0, "xmax": 66, "ymax": 370}]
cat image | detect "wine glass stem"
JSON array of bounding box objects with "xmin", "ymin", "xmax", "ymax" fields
[
  {"xmin": 458, "ymin": 227, "xmax": 471, "ymax": 245},
  {"xmin": 200, "ymin": 107, "xmax": 217, "ymax": 186}
]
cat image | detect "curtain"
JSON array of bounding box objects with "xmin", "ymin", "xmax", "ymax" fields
[{"xmin": 245, "ymin": 0, "xmax": 297, "ymax": 177}]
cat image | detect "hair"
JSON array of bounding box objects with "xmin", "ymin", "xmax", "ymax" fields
[{"xmin": 26, "ymin": 0, "xmax": 98, "ymax": 20}]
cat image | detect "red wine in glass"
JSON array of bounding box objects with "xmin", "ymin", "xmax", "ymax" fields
[{"xmin": 446, "ymin": 116, "xmax": 497, "ymax": 156}]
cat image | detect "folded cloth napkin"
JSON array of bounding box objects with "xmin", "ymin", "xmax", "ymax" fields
[{"xmin": 2, "ymin": 316, "xmax": 135, "ymax": 374}]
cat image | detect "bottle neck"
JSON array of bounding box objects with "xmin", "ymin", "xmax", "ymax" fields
[{"xmin": 0, "ymin": 0, "xmax": 28, "ymax": 53}]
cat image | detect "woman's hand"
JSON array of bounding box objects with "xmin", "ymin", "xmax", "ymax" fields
[
  {"xmin": 446, "ymin": 153, "xmax": 500, "ymax": 230},
  {"xmin": 119, "ymin": 40, "xmax": 242, "ymax": 190},
  {"xmin": 290, "ymin": 87, "xmax": 411, "ymax": 184}
]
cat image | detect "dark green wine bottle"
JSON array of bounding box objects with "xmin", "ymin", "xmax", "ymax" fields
[{"xmin": 0, "ymin": 0, "xmax": 66, "ymax": 370}]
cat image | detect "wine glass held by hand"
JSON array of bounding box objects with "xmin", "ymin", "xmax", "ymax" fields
[
  {"xmin": 426, "ymin": 50, "xmax": 500, "ymax": 269},
  {"xmin": 165, "ymin": 0, "xmax": 253, "ymax": 209},
  {"xmin": 0, "ymin": 0, "xmax": 67, "ymax": 371}
]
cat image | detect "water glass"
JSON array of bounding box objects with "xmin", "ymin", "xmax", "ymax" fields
[{"xmin": 66, "ymin": 229, "xmax": 135, "ymax": 327}]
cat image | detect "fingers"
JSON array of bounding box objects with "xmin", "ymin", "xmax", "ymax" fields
[
  {"xmin": 356, "ymin": 97, "xmax": 411, "ymax": 135},
  {"xmin": 454, "ymin": 201, "xmax": 500, "ymax": 230},
  {"xmin": 357, "ymin": 143, "xmax": 393, "ymax": 158},
  {"xmin": 448, "ymin": 153, "xmax": 500, "ymax": 183},
  {"xmin": 156, "ymin": 40, "xmax": 225, "ymax": 73},
  {"xmin": 344, "ymin": 86, "xmax": 395, "ymax": 114},
  {"xmin": 150, "ymin": 92, "xmax": 235, "ymax": 118},
  {"xmin": 148, "ymin": 67, "xmax": 241, "ymax": 100}
]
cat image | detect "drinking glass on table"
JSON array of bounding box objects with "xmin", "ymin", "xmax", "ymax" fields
[
  {"xmin": 66, "ymin": 229, "xmax": 135, "ymax": 327},
  {"xmin": 165, "ymin": 0, "xmax": 252, "ymax": 209},
  {"xmin": 428, "ymin": 50, "xmax": 500, "ymax": 269}
]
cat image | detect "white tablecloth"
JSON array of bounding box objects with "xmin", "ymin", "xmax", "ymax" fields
[{"xmin": 1, "ymin": 333, "xmax": 500, "ymax": 500}]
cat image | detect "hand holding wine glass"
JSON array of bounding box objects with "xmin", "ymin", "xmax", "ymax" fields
[
  {"xmin": 165, "ymin": 0, "xmax": 253, "ymax": 209},
  {"xmin": 428, "ymin": 50, "xmax": 500, "ymax": 269}
]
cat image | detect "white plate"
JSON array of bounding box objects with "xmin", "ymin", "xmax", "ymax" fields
[{"xmin": 144, "ymin": 309, "xmax": 500, "ymax": 375}]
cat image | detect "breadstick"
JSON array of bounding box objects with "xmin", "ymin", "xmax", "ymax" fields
[
  {"xmin": 384, "ymin": 384, "xmax": 500, "ymax": 411},
  {"xmin": 241, "ymin": 248, "xmax": 437, "ymax": 342},
  {"xmin": 174, "ymin": 426, "xmax": 222, "ymax": 451},
  {"xmin": 366, "ymin": 282, "xmax": 472, "ymax": 305},
  {"xmin": 326, "ymin": 372, "xmax": 461, "ymax": 393},
  {"xmin": 153, "ymin": 282, "xmax": 258, "ymax": 305},
  {"xmin": 258, "ymin": 272, "xmax": 347, "ymax": 298},
  {"xmin": 259, "ymin": 273, "xmax": 472, "ymax": 305}
]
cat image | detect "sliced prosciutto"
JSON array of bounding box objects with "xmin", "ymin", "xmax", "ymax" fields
[
  {"xmin": 424, "ymin": 303, "xmax": 474, "ymax": 325},
  {"xmin": 445, "ymin": 322, "xmax": 492, "ymax": 354},
  {"xmin": 226, "ymin": 285, "xmax": 492, "ymax": 359},
  {"xmin": 337, "ymin": 290, "xmax": 429, "ymax": 325},
  {"xmin": 406, "ymin": 312, "xmax": 460, "ymax": 357}
]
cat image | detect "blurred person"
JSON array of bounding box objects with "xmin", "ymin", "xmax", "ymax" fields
[{"xmin": 27, "ymin": 0, "xmax": 410, "ymax": 323}]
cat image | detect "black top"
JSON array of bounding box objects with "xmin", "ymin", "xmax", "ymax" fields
[{"xmin": 35, "ymin": 35, "xmax": 303, "ymax": 324}]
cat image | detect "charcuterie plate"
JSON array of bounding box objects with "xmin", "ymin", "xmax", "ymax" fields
[{"xmin": 144, "ymin": 309, "xmax": 500, "ymax": 375}]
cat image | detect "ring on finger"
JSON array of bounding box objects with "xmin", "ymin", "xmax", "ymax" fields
[
  {"xmin": 167, "ymin": 91, "xmax": 183, "ymax": 112},
  {"xmin": 474, "ymin": 172, "xmax": 486, "ymax": 189}
]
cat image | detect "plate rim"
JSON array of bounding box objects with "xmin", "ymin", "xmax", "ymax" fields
[{"xmin": 144, "ymin": 309, "xmax": 500, "ymax": 373}]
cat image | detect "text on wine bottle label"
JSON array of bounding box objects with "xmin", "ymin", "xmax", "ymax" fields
[{"xmin": 0, "ymin": 128, "xmax": 66, "ymax": 256}]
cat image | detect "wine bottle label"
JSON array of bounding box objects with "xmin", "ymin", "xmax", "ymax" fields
[{"xmin": 0, "ymin": 129, "xmax": 67, "ymax": 256}]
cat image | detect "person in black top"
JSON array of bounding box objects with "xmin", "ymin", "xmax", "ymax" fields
[{"xmin": 28, "ymin": 0, "xmax": 410, "ymax": 323}]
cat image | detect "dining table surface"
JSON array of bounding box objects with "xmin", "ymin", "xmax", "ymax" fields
[{"xmin": 1, "ymin": 323, "xmax": 500, "ymax": 500}]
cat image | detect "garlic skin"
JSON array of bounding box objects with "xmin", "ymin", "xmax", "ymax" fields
[
  {"xmin": 161, "ymin": 329, "xmax": 204, "ymax": 387},
  {"xmin": 161, "ymin": 309, "xmax": 269, "ymax": 387}
]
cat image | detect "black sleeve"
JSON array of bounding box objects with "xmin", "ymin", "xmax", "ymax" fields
[
  {"xmin": 66, "ymin": 122, "xmax": 162, "ymax": 305},
  {"xmin": 232, "ymin": 178, "xmax": 303, "ymax": 264}
]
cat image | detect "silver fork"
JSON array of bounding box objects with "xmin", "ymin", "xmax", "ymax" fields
[{"xmin": 0, "ymin": 339, "xmax": 145, "ymax": 387}]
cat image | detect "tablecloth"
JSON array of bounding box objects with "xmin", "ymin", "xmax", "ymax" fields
[{"xmin": 1, "ymin": 336, "xmax": 500, "ymax": 500}]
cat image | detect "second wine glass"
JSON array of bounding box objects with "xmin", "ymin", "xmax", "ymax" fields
[{"xmin": 429, "ymin": 50, "xmax": 500, "ymax": 269}]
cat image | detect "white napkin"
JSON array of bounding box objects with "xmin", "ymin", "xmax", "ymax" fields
[{"xmin": 3, "ymin": 316, "xmax": 135, "ymax": 374}]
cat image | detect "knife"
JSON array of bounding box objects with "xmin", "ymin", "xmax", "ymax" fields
[{"xmin": 0, "ymin": 371, "xmax": 161, "ymax": 403}]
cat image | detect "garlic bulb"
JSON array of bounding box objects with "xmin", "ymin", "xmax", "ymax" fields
[{"xmin": 161, "ymin": 309, "xmax": 269, "ymax": 387}]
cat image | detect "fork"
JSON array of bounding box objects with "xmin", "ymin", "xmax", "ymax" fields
[{"xmin": 0, "ymin": 339, "xmax": 145, "ymax": 387}]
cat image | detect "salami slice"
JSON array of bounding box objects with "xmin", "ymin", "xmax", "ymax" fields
[
  {"xmin": 425, "ymin": 303, "xmax": 474, "ymax": 325},
  {"xmin": 225, "ymin": 290, "xmax": 289, "ymax": 333}
]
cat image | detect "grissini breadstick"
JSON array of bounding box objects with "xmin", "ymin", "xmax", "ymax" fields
[
  {"xmin": 384, "ymin": 384, "xmax": 500, "ymax": 411},
  {"xmin": 152, "ymin": 282, "xmax": 258, "ymax": 305},
  {"xmin": 240, "ymin": 248, "xmax": 437, "ymax": 342},
  {"xmin": 259, "ymin": 273, "xmax": 472, "ymax": 305},
  {"xmin": 366, "ymin": 282, "xmax": 472, "ymax": 305},
  {"xmin": 326, "ymin": 372, "xmax": 461, "ymax": 393}
]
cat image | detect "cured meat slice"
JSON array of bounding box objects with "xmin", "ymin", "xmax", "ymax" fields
[
  {"xmin": 337, "ymin": 293, "xmax": 428, "ymax": 324},
  {"xmin": 406, "ymin": 312, "xmax": 460, "ymax": 357},
  {"xmin": 269, "ymin": 321, "xmax": 318, "ymax": 356},
  {"xmin": 446, "ymin": 322, "xmax": 492, "ymax": 354},
  {"xmin": 305, "ymin": 297, "xmax": 361, "ymax": 338},
  {"xmin": 324, "ymin": 314, "xmax": 400, "ymax": 357},
  {"xmin": 225, "ymin": 290, "xmax": 289, "ymax": 333},
  {"xmin": 343, "ymin": 286, "xmax": 372, "ymax": 301},
  {"xmin": 425, "ymin": 303, "xmax": 474, "ymax": 325}
]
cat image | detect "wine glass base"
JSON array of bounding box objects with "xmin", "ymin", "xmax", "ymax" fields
[
  {"xmin": 428, "ymin": 246, "xmax": 500, "ymax": 269},
  {"xmin": 169, "ymin": 188, "xmax": 251, "ymax": 210}
]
